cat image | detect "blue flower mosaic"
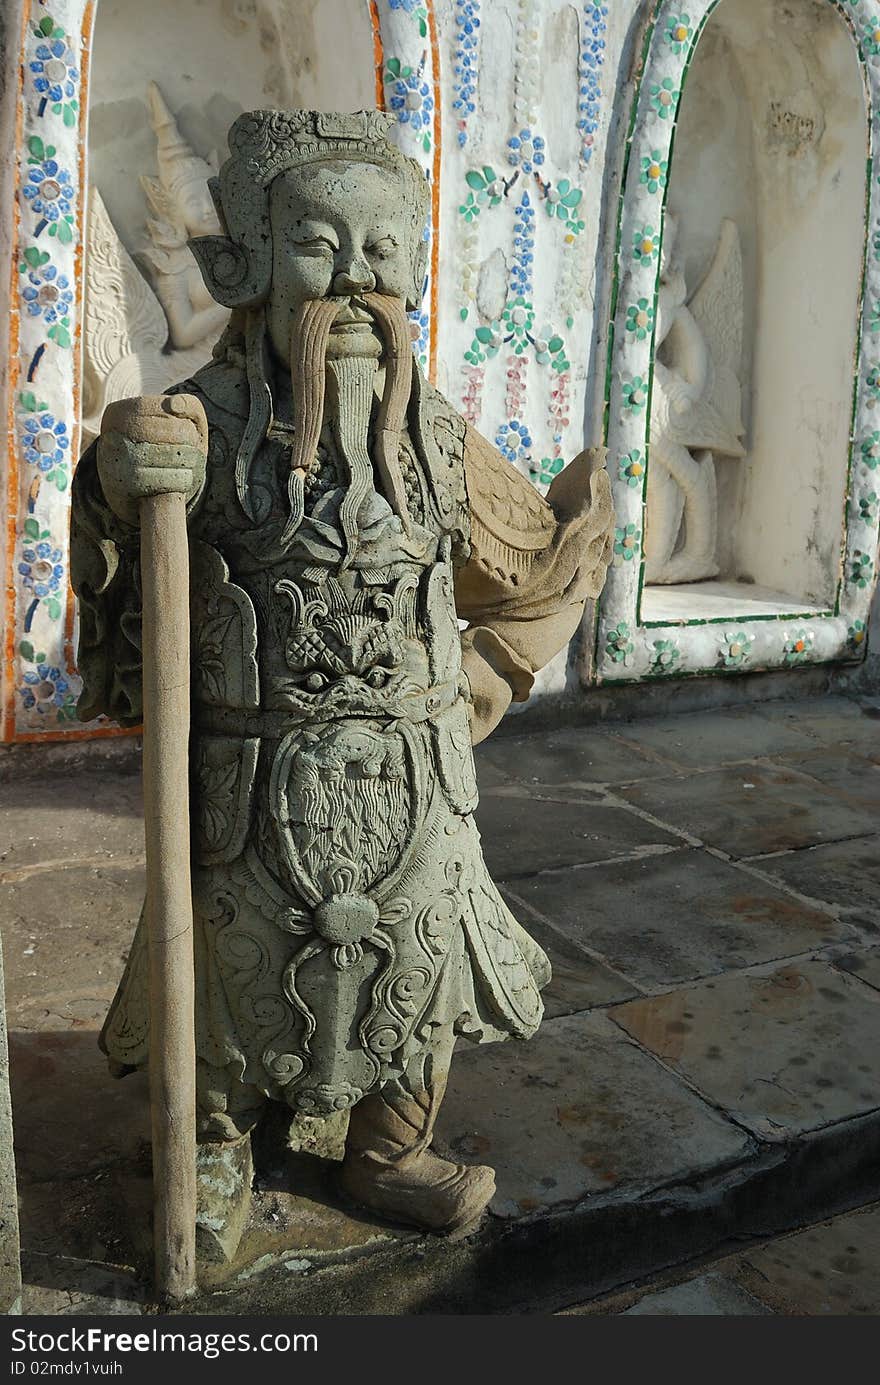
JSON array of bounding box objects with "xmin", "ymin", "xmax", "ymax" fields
[
  {"xmin": 30, "ymin": 38, "xmax": 78, "ymax": 103},
  {"xmin": 452, "ymin": 1, "xmax": 480, "ymax": 147},
  {"xmin": 389, "ymin": 0, "xmax": 421, "ymax": 12},
  {"xmin": 507, "ymin": 129, "xmax": 545, "ymax": 174},
  {"xmin": 388, "ymin": 68, "xmax": 434, "ymax": 135},
  {"xmin": 578, "ymin": 4, "xmax": 608, "ymax": 166},
  {"xmin": 20, "ymin": 662, "xmax": 70, "ymax": 711},
  {"xmin": 23, "ymin": 157, "xmax": 73, "ymax": 223},
  {"xmin": 22, "ymin": 412, "xmax": 69, "ymax": 472},
  {"xmin": 511, "ymin": 192, "xmax": 536, "ymax": 297},
  {"xmin": 19, "ymin": 543, "xmax": 64, "ymax": 598},
  {"xmin": 494, "ymin": 420, "xmax": 533, "ymax": 465},
  {"xmin": 21, "ymin": 261, "xmax": 72, "ymax": 324}
]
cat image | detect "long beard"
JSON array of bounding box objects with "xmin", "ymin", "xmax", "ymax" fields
[{"xmin": 285, "ymin": 293, "xmax": 415, "ymax": 548}]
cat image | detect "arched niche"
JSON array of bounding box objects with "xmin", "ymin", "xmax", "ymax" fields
[{"xmin": 596, "ymin": 0, "xmax": 879, "ymax": 683}]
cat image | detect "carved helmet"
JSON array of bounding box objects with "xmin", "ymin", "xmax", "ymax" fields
[{"xmin": 189, "ymin": 109, "xmax": 430, "ymax": 313}]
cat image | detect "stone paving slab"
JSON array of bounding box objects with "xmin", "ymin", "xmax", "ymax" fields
[
  {"xmin": 509, "ymin": 849, "xmax": 851, "ymax": 990},
  {"xmin": 765, "ymin": 745, "xmax": 880, "ymax": 811},
  {"xmin": 477, "ymin": 727, "xmax": 674, "ymax": 787},
  {"xmin": 476, "ymin": 793, "xmax": 683, "ymax": 880},
  {"xmin": 832, "ymin": 946, "xmax": 880, "ymax": 994},
  {"xmin": 753, "ymin": 836, "xmax": 880, "ymax": 919},
  {"xmin": 567, "ymin": 1201, "xmax": 880, "ymax": 1315},
  {"xmin": 434, "ymin": 1011, "xmax": 751, "ymax": 1220},
  {"xmin": 610, "ymin": 707, "xmax": 820, "ymax": 770},
  {"xmin": 733, "ymin": 1201, "xmax": 880, "ymax": 1315},
  {"xmin": 9, "ymin": 1029, "xmax": 151, "ymax": 1184},
  {"xmin": 499, "ymin": 887, "xmax": 639, "ymax": 1017},
  {"xmin": 619, "ymin": 1271, "xmax": 771, "ymax": 1315},
  {"xmin": 757, "ymin": 698, "xmax": 880, "ymax": 752},
  {"xmin": 610, "ymin": 959, "xmax": 880, "ymax": 1139},
  {"xmin": 0, "ymin": 769, "xmax": 144, "ymax": 873},
  {"xmin": 1, "ymin": 863, "xmax": 143, "ymax": 1029},
  {"xmin": 617, "ymin": 763, "xmax": 880, "ymax": 859}
]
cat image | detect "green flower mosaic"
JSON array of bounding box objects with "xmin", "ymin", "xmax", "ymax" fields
[
  {"xmin": 665, "ymin": 14, "xmax": 693, "ymax": 54},
  {"xmin": 869, "ymin": 301, "xmax": 880, "ymax": 334},
  {"xmin": 650, "ymin": 639, "xmax": 680, "ymax": 674},
  {"xmin": 605, "ymin": 621, "xmax": 634, "ymax": 665},
  {"xmin": 867, "ymin": 364, "xmax": 880, "ymax": 406},
  {"xmin": 460, "ymin": 166, "xmax": 506, "ymax": 222},
  {"xmin": 783, "ymin": 630, "xmax": 813, "ymax": 664},
  {"xmin": 464, "ymin": 320, "xmax": 502, "ymax": 365},
  {"xmin": 861, "ymin": 431, "xmax": 880, "ymax": 469},
  {"xmin": 720, "ymin": 631, "xmax": 753, "ymax": 669},
  {"xmin": 618, "ymin": 449, "xmax": 645, "ymax": 487},
  {"xmin": 529, "ymin": 456, "xmax": 565, "ymax": 487},
  {"xmin": 861, "ymin": 17, "xmax": 880, "ymax": 58},
  {"xmin": 857, "ymin": 491, "xmax": 879, "ymax": 522},
  {"xmin": 848, "ymin": 619, "xmax": 867, "ymax": 653},
  {"xmin": 613, "ymin": 523, "xmax": 641, "ymax": 562},
  {"xmin": 632, "ymin": 225, "xmax": 660, "ymax": 266},
  {"xmin": 502, "ymin": 296, "xmax": 535, "ymax": 354},
  {"xmin": 650, "ymin": 77, "xmax": 679, "ymax": 119},
  {"xmin": 850, "ymin": 550, "xmax": 874, "ymax": 588},
  {"xmin": 621, "ymin": 376, "xmax": 648, "ymax": 415},
  {"xmin": 625, "ymin": 298, "xmax": 655, "ymax": 341},
  {"xmin": 639, "ymin": 150, "xmax": 668, "ymax": 194},
  {"xmin": 544, "ymin": 179, "xmax": 585, "ymax": 236}
]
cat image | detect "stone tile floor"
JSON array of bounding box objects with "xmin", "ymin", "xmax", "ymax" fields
[{"xmin": 1, "ymin": 692, "xmax": 879, "ymax": 1314}]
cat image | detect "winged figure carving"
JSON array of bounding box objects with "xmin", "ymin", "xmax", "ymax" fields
[{"xmin": 645, "ymin": 216, "xmax": 747, "ymax": 585}]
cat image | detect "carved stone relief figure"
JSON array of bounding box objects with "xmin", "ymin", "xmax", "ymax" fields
[
  {"xmin": 71, "ymin": 109, "xmax": 614, "ymax": 1260},
  {"xmin": 82, "ymin": 83, "xmax": 231, "ymax": 444},
  {"xmin": 644, "ymin": 215, "xmax": 746, "ymax": 585}
]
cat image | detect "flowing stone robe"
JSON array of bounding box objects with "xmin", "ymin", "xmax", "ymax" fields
[{"xmin": 71, "ymin": 349, "xmax": 612, "ymax": 1135}]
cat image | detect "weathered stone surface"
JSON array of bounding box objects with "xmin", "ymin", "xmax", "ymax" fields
[
  {"xmin": 0, "ymin": 864, "xmax": 142, "ymax": 1030},
  {"xmin": 754, "ymin": 837, "xmax": 880, "ymax": 918},
  {"xmin": 735, "ymin": 1203, "xmax": 880, "ymax": 1315},
  {"xmin": 21, "ymin": 1253, "xmax": 145, "ymax": 1316},
  {"xmin": 617, "ymin": 764, "xmax": 879, "ymax": 858},
  {"xmin": 478, "ymin": 727, "xmax": 673, "ymax": 787},
  {"xmin": 612, "ymin": 706, "xmax": 818, "ymax": 769},
  {"xmin": 0, "ymin": 770, "xmax": 144, "ymax": 873},
  {"xmin": 620, "ymin": 1272, "xmax": 771, "ymax": 1315},
  {"xmin": 435, "ymin": 1011, "xmax": 750, "ymax": 1220},
  {"xmin": 766, "ymin": 745, "xmax": 880, "ymax": 811},
  {"xmin": 500, "ymin": 887, "xmax": 638, "ymax": 1017},
  {"xmin": 757, "ymin": 698, "xmax": 880, "ymax": 753},
  {"xmin": 511, "ymin": 849, "xmax": 850, "ymax": 989},
  {"xmin": 833, "ymin": 947, "xmax": 880, "ymax": 994},
  {"xmin": 611, "ymin": 959, "xmax": 880, "ymax": 1138},
  {"xmin": 476, "ymin": 793, "xmax": 682, "ymax": 880},
  {"xmin": 9, "ymin": 1030, "xmax": 151, "ymax": 1183}
]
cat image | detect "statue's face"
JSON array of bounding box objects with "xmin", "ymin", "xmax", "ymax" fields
[
  {"xmin": 181, "ymin": 180, "xmax": 219, "ymax": 238},
  {"xmin": 266, "ymin": 159, "xmax": 416, "ymax": 362}
]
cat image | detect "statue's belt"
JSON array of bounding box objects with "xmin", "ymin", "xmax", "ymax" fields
[{"xmin": 192, "ymin": 678, "xmax": 463, "ymax": 738}]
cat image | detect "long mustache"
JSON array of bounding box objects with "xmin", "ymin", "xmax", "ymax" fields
[{"xmin": 286, "ymin": 292, "xmax": 414, "ymax": 536}]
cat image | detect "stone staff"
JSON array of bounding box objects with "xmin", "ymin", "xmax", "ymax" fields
[{"xmin": 100, "ymin": 394, "xmax": 208, "ymax": 1300}]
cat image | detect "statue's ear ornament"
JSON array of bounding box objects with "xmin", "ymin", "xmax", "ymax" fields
[{"xmin": 187, "ymin": 236, "xmax": 259, "ymax": 308}]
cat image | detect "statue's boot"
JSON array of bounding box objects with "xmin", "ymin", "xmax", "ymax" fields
[
  {"xmin": 195, "ymin": 1132, "xmax": 253, "ymax": 1264},
  {"xmin": 339, "ymin": 1080, "xmax": 495, "ymax": 1235}
]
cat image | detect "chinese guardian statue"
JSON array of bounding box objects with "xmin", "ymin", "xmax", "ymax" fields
[{"xmin": 71, "ymin": 110, "xmax": 613, "ymax": 1259}]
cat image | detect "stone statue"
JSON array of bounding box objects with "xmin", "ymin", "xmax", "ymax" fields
[
  {"xmin": 644, "ymin": 215, "xmax": 746, "ymax": 584},
  {"xmin": 71, "ymin": 109, "xmax": 613, "ymax": 1260},
  {"xmin": 82, "ymin": 84, "xmax": 230, "ymax": 444}
]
